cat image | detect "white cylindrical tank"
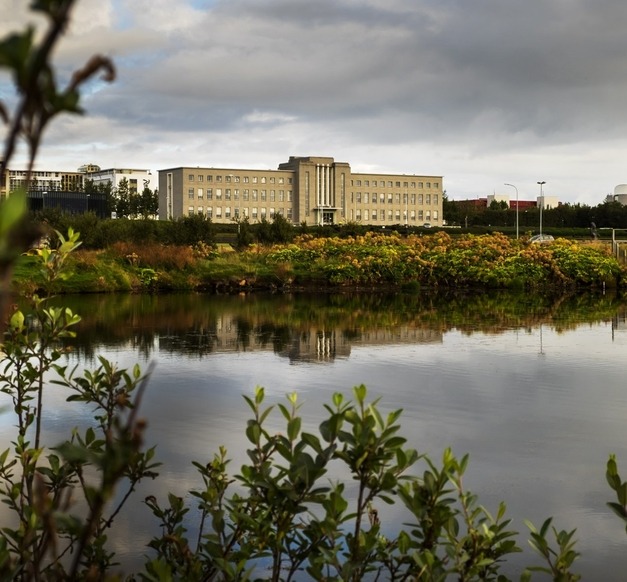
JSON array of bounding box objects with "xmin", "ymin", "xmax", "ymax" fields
[{"xmin": 614, "ymin": 185, "xmax": 627, "ymax": 205}]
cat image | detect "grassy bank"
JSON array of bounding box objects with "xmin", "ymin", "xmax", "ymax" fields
[{"xmin": 11, "ymin": 232, "xmax": 626, "ymax": 295}]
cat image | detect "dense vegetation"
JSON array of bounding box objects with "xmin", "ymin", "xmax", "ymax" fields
[{"xmin": 11, "ymin": 228, "xmax": 626, "ymax": 295}]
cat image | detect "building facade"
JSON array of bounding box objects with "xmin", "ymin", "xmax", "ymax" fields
[
  {"xmin": 0, "ymin": 164, "xmax": 153, "ymax": 199},
  {"xmin": 159, "ymin": 155, "xmax": 443, "ymax": 227}
]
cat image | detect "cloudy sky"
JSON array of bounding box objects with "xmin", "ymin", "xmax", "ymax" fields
[{"xmin": 2, "ymin": 0, "xmax": 627, "ymax": 204}]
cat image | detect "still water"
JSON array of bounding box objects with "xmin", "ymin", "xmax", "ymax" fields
[{"xmin": 4, "ymin": 290, "xmax": 627, "ymax": 579}]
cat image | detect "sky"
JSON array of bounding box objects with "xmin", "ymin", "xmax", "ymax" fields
[{"xmin": 2, "ymin": 0, "xmax": 627, "ymax": 205}]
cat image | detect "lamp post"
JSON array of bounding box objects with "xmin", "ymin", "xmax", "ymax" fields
[
  {"xmin": 537, "ymin": 181, "xmax": 546, "ymax": 236},
  {"xmin": 504, "ymin": 183, "xmax": 519, "ymax": 239},
  {"xmin": 42, "ymin": 191, "xmax": 47, "ymax": 210}
]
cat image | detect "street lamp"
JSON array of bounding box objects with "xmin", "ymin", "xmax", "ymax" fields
[
  {"xmin": 537, "ymin": 181, "xmax": 546, "ymax": 236},
  {"xmin": 42, "ymin": 191, "xmax": 47, "ymax": 210},
  {"xmin": 504, "ymin": 183, "xmax": 519, "ymax": 239}
]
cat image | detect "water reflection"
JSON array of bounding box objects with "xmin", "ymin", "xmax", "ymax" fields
[
  {"xmin": 9, "ymin": 290, "xmax": 627, "ymax": 579},
  {"xmin": 48, "ymin": 290, "xmax": 627, "ymax": 364}
]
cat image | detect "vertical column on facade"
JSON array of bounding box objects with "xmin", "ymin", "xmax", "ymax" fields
[{"xmin": 325, "ymin": 164, "xmax": 330, "ymax": 207}]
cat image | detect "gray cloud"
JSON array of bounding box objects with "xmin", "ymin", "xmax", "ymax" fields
[{"xmin": 3, "ymin": 0, "xmax": 627, "ymax": 203}]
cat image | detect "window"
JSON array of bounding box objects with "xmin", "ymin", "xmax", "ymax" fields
[
  {"xmin": 216, "ymin": 175, "xmax": 222, "ymax": 182},
  {"xmin": 279, "ymin": 190, "xmax": 285, "ymax": 202},
  {"xmin": 279, "ymin": 177, "xmax": 284, "ymax": 184},
  {"xmin": 372, "ymin": 193, "xmax": 377, "ymax": 204},
  {"xmin": 234, "ymin": 176, "xmax": 240, "ymax": 183},
  {"xmin": 380, "ymin": 210, "xmax": 385, "ymax": 221},
  {"xmin": 287, "ymin": 208, "xmax": 293, "ymax": 220},
  {"xmin": 207, "ymin": 188, "xmax": 213, "ymax": 200},
  {"xmin": 243, "ymin": 189, "xmax": 249, "ymax": 201},
  {"xmin": 364, "ymin": 193, "xmax": 369, "ymax": 204},
  {"xmin": 356, "ymin": 192, "xmax": 362, "ymax": 203},
  {"xmin": 426, "ymin": 194, "xmax": 431, "ymax": 204},
  {"xmin": 225, "ymin": 175, "xmax": 232, "ymax": 183},
  {"xmin": 395, "ymin": 193, "xmax": 400, "ymax": 204},
  {"xmin": 270, "ymin": 190, "xmax": 275, "ymax": 202},
  {"xmin": 261, "ymin": 207, "xmax": 267, "ymax": 218},
  {"xmin": 198, "ymin": 175, "xmax": 204, "ymax": 182},
  {"xmin": 252, "ymin": 207, "xmax": 258, "ymax": 219},
  {"xmin": 225, "ymin": 207, "xmax": 231, "ymax": 218},
  {"xmin": 207, "ymin": 175, "xmax": 213, "ymax": 182},
  {"xmin": 387, "ymin": 193, "xmax": 393, "ymax": 204},
  {"xmin": 188, "ymin": 188, "xmax": 195, "ymax": 200},
  {"xmin": 287, "ymin": 190, "xmax": 292, "ymax": 202},
  {"xmin": 252, "ymin": 189, "xmax": 258, "ymax": 201},
  {"xmin": 253, "ymin": 177, "xmax": 258, "ymax": 183},
  {"xmin": 188, "ymin": 206, "xmax": 194, "ymax": 216},
  {"xmin": 270, "ymin": 177, "xmax": 275, "ymax": 184},
  {"xmin": 216, "ymin": 188, "xmax": 222, "ymax": 200},
  {"xmin": 434, "ymin": 182, "xmax": 439, "ymax": 188},
  {"xmin": 269, "ymin": 207, "xmax": 275, "ymax": 217},
  {"xmin": 433, "ymin": 194, "xmax": 438, "ymax": 204},
  {"xmin": 261, "ymin": 177, "xmax": 266, "ymax": 184},
  {"xmin": 372, "ymin": 210, "xmax": 377, "ymax": 221},
  {"xmin": 426, "ymin": 182, "xmax": 431, "ymax": 188},
  {"xmin": 216, "ymin": 207, "xmax": 222, "ymax": 218},
  {"xmin": 364, "ymin": 180, "xmax": 369, "ymax": 186},
  {"xmin": 411, "ymin": 182, "xmax": 416, "ymax": 188},
  {"xmin": 388, "ymin": 210, "xmax": 393, "ymax": 221},
  {"xmin": 426, "ymin": 210, "xmax": 431, "ymax": 220},
  {"xmin": 433, "ymin": 211, "xmax": 439, "ymax": 220},
  {"xmin": 234, "ymin": 189, "xmax": 239, "ymax": 200},
  {"xmin": 225, "ymin": 189, "xmax": 231, "ymax": 200},
  {"xmin": 395, "ymin": 210, "xmax": 401, "ymax": 221},
  {"xmin": 356, "ymin": 210, "xmax": 361, "ymax": 221},
  {"xmin": 418, "ymin": 194, "xmax": 423, "ymax": 204},
  {"xmin": 234, "ymin": 207, "xmax": 239, "ymax": 218},
  {"xmin": 243, "ymin": 176, "xmax": 249, "ymax": 183},
  {"xmin": 188, "ymin": 174, "xmax": 194, "ymax": 181},
  {"xmin": 418, "ymin": 210, "xmax": 424, "ymax": 220},
  {"xmin": 261, "ymin": 190, "xmax": 267, "ymax": 201},
  {"xmin": 207, "ymin": 207, "xmax": 213, "ymax": 218},
  {"xmin": 396, "ymin": 181, "xmax": 401, "ymax": 187},
  {"xmin": 288, "ymin": 177, "xmax": 293, "ymax": 184},
  {"xmin": 197, "ymin": 188, "xmax": 203, "ymax": 199},
  {"xmin": 197, "ymin": 208, "xmax": 204, "ymax": 215},
  {"xmin": 355, "ymin": 180, "xmax": 361, "ymax": 187},
  {"xmin": 410, "ymin": 210, "xmax": 416, "ymax": 221},
  {"xmin": 418, "ymin": 182, "xmax": 423, "ymax": 188},
  {"xmin": 387, "ymin": 181, "xmax": 393, "ymax": 188}
]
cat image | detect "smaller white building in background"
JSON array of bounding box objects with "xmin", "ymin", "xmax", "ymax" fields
[
  {"xmin": 538, "ymin": 195, "xmax": 559, "ymax": 210},
  {"xmin": 86, "ymin": 167, "xmax": 153, "ymax": 193}
]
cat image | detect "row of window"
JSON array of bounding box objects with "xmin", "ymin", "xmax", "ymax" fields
[
  {"xmin": 187, "ymin": 188, "xmax": 293, "ymax": 202},
  {"xmin": 352, "ymin": 179, "xmax": 439, "ymax": 189},
  {"xmin": 188, "ymin": 174, "xmax": 292, "ymax": 185},
  {"xmin": 354, "ymin": 210, "xmax": 439, "ymax": 221},
  {"xmin": 188, "ymin": 206, "xmax": 293, "ymax": 220},
  {"xmin": 352, "ymin": 192, "xmax": 439, "ymax": 205},
  {"xmin": 187, "ymin": 206, "xmax": 439, "ymax": 223}
]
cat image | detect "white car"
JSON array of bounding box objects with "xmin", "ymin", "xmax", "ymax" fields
[{"xmin": 529, "ymin": 234, "xmax": 555, "ymax": 244}]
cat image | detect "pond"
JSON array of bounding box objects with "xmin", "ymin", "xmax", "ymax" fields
[{"xmin": 3, "ymin": 290, "xmax": 627, "ymax": 579}]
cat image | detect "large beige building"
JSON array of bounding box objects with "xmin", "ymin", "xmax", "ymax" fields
[{"xmin": 159, "ymin": 155, "xmax": 443, "ymax": 227}]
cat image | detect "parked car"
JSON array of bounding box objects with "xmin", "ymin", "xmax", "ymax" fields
[
  {"xmin": 529, "ymin": 234, "xmax": 555, "ymax": 244},
  {"xmin": 422, "ymin": 222, "xmax": 431, "ymax": 228}
]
